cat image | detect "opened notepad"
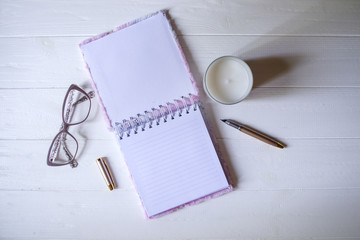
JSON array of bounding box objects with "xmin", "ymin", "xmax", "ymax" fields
[{"xmin": 80, "ymin": 11, "xmax": 232, "ymax": 218}]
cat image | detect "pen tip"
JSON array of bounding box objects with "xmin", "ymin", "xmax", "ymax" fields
[
  {"xmin": 220, "ymin": 119, "xmax": 226, "ymax": 122},
  {"xmin": 277, "ymin": 143, "xmax": 286, "ymax": 149}
]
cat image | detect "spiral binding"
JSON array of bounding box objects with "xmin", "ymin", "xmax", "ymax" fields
[{"xmin": 115, "ymin": 94, "xmax": 198, "ymax": 140}]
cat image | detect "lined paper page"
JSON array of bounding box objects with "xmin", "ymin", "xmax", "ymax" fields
[{"xmin": 119, "ymin": 109, "xmax": 230, "ymax": 217}]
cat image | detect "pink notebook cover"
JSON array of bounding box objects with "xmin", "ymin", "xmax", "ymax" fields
[{"xmin": 80, "ymin": 11, "xmax": 232, "ymax": 218}]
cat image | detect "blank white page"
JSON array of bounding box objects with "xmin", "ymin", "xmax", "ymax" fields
[
  {"xmin": 119, "ymin": 109, "xmax": 230, "ymax": 217},
  {"xmin": 80, "ymin": 12, "xmax": 195, "ymax": 124}
]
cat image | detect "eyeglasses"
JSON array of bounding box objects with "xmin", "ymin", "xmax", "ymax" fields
[{"xmin": 47, "ymin": 84, "xmax": 95, "ymax": 168}]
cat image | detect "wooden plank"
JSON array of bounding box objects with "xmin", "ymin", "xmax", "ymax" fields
[
  {"xmin": 217, "ymin": 138, "xmax": 360, "ymax": 190},
  {"xmin": 1, "ymin": 139, "xmax": 360, "ymax": 191},
  {"xmin": 1, "ymin": 189, "xmax": 360, "ymax": 239},
  {"xmin": 1, "ymin": 36, "xmax": 360, "ymax": 89},
  {"xmin": 0, "ymin": 37, "xmax": 90, "ymax": 88},
  {"xmin": 204, "ymin": 87, "xmax": 360, "ymax": 139},
  {"xmin": 1, "ymin": 88, "xmax": 359, "ymax": 140},
  {"xmin": 1, "ymin": 0, "xmax": 359, "ymax": 36},
  {"xmin": 0, "ymin": 139, "xmax": 133, "ymax": 191}
]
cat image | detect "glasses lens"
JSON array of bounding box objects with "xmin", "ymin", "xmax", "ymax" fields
[
  {"xmin": 63, "ymin": 88, "xmax": 91, "ymax": 125},
  {"xmin": 48, "ymin": 131, "xmax": 78, "ymax": 166}
]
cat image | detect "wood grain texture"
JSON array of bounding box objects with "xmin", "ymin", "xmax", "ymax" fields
[
  {"xmin": 1, "ymin": 88, "xmax": 359, "ymax": 140},
  {"xmin": 1, "ymin": 190, "xmax": 360, "ymax": 239},
  {"xmin": 1, "ymin": 139, "xmax": 359, "ymax": 191},
  {"xmin": 1, "ymin": 0, "xmax": 360, "ymax": 36},
  {"xmin": 1, "ymin": 36, "xmax": 360, "ymax": 88},
  {"xmin": 1, "ymin": 0, "xmax": 360, "ymax": 239}
]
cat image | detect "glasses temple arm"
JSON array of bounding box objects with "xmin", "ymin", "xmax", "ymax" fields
[
  {"xmin": 72, "ymin": 91, "xmax": 95, "ymax": 106},
  {"xmin": 61, "ymin": 91, "xmax": 94, "ymax": 160},
  {"xmin": 61, "ymin": 90, "xmax": 94, "ymax": 159},
  {"xmin": 59, "ymin": 133, "xmax": 74, "ymax": 160}
]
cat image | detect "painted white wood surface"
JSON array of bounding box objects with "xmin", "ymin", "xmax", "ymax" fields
[{"xmin": 1, "ymin": 0, "xmax": 360, "ymax": 239}]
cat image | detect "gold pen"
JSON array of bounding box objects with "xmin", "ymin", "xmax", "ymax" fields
[
  {"xmin": 221, "ymin": 119, "xmax": 285, "ymax": 149},
  {"xmin": 96, "ymin": 157, "xmax": 116, "ymax": 190}
]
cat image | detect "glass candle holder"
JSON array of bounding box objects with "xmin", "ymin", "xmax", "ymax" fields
[{"xmin": 203, "ymin": 56, "xmax": 253, "ymax": 105}]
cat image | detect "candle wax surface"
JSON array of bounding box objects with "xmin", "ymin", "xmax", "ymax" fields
[{"xmin": 205, "ymin": 57, "xmax": 252, "ymax": 104}]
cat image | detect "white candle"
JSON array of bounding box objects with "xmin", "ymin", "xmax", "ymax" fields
[{"xmin": 204, "ymin": 56, "xmax": 253, "ymax": 104}]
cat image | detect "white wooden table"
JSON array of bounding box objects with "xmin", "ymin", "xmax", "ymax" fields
[{"xmin": 1, "ymin": 0, "xmax": 360, "ymax": 239}]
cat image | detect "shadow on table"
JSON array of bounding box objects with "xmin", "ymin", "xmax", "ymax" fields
[
  {"xmin": 217, "ymin": 139, "xmax": 242, "ymax": 188},
  {"xmin": 245, "ymin": 55, "xmax": 303, "ymax": 88}
]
